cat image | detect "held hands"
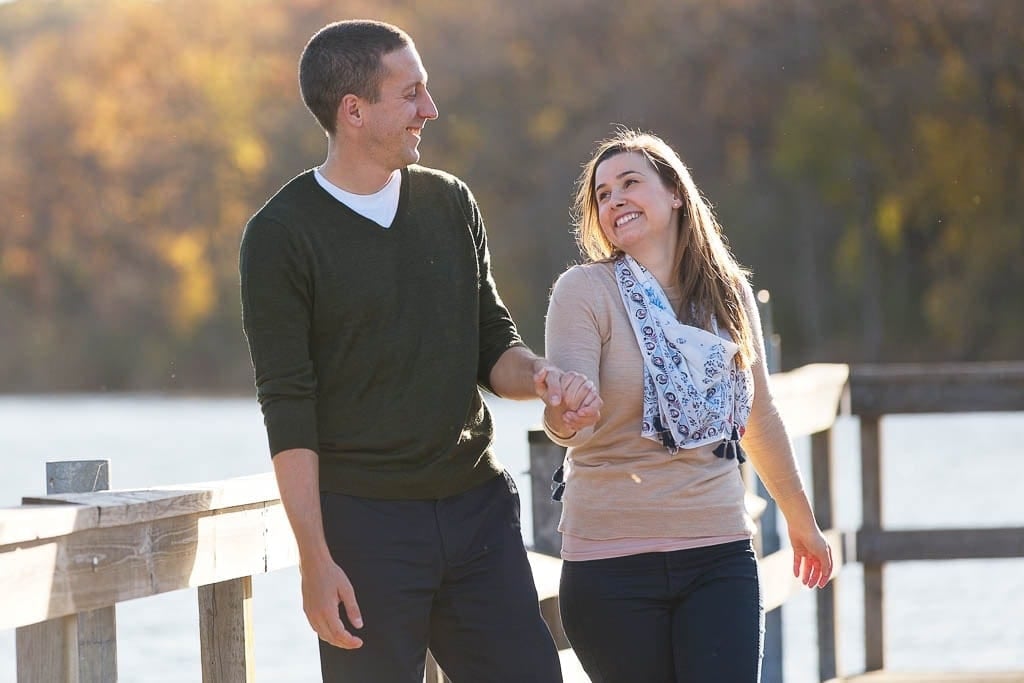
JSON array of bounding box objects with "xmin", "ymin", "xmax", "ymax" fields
[
  {"xmin": 534, "ymin": 362, "xmax": 603, "ymax": 436},
  {"xmin": 300, "ymin": 556, "xmax": 364, "ymax": 649},
  {"xmin": 788, "ymin": 523, "xmax": 834, "ymax": 589}
]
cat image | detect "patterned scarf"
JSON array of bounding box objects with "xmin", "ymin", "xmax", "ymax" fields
[{"xmin": 615, "ymin": 255, "xmax": 753, "ymax": 459}]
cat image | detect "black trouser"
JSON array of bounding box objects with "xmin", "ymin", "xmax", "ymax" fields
[
  {"xmin": 318, "ymin": 472, "xmax": 563, "ymax": 683},
  {"xmin": 559, "ymin": 539, "xmax": 763, "ymax": 683}
]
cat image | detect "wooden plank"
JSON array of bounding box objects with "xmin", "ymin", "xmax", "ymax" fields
[
  {"xmin": 558, "ymin": 648, "xmax": 590, "ymax": 683},
  {"xmin": 199, "ymin": 577, "xmax": 254, "ymax": 683},
  {"xmin": 812, "ymin": 429, "xmax": 841, "ymax": 682},
  {"xmin": 860, "ymin": 417, "xmax": 885, "ymax": 672},
  {"xmin": 858, "ymin": 527, "xmax": 1024, "ymax": 563},
  {"xmin": 75, "ymin": 607, "xmax": 118, "ymax": 683},
  {"xmin": 424, "ymin": 650, "xmax": 450, "ymax": 683},
  {"xmin": 834, "ymin": 672, "xmax": 1024, "ymax": 682},
  {"xmin": 745, "ymin": 491, "xmax": 768, "ymax": 521},
  {"xmin": 1, "ymin": 473, "xmax": 283, "ymax": 547},
  {"xmin": 770, "ymin": 363, "xmax": 850, "ymax": 437},
  {"xmin": 0, "ymin": 505, "xmax": 100, "ymax": 547},
  {"xmin": 527, "ymin": 551, "xmax": 569, "ymax": 650},
  {"xmin": 752, "ymin": 473, "xmax": 783, "ymax": 683},
  {"xmin": 15, "ymin": 617, "xmax": 74, "ymax": 683},
  {"xmin": 21, "ymin": 473, "xmax": 283, "ymax": 529},
  {"xmin": 849, "ymin": 362, "xmax": 1024, "ymax": 416},
  {"xmin": 527, "ymin": 550, "xmax": 562, "ymax": 602},
  {"xmin": 1, "ymin": 501, "xmax": 297, "ymax": 630}
]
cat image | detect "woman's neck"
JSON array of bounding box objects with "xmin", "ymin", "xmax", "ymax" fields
[{"xmin": 626, "ymin": 249, "xmax": 677, "ymax": 290}]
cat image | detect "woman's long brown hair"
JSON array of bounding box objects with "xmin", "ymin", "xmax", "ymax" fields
[{"xmin": 572, "ymin": 129, "xmax": 756, "ymax": 368}]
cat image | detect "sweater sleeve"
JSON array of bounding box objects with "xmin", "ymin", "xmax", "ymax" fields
[
  {"xmin": 543, "ymin": 266, "xmax": 603, "ymax": 446},
  {"xmin": 239, "ymin": 216, "xmax": 319, "ymax": 457},
  {"xmin": 462, "ymin": 185, "xmax": 525, "ymax": 391},
  {"xmin": 738, "ymin": 280, "xmax": 805, "ymax": 503}
]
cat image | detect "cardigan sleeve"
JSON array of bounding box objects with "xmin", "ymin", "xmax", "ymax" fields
[{"xmin": 543, "ymin": 265, "xmax": 603, "ymax": 447}]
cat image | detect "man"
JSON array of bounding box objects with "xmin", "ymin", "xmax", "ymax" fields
[{"xmin": 239, "ymin": 19, "xmax": 601, "ymax": 683}]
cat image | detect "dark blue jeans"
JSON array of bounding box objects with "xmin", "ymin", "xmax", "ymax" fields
[
  {"xmin": 318, "ymin": 472, "xmax": 562, "ymax": 683},
  {"xmin": 559, "ymin": 540, "xmax": 763, "ymax": 683}
]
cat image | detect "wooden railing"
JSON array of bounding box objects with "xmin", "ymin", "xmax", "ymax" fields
[
  {"xmin": 530, "ymin": 361, "xmax": 1024, "ymax": 682},
  {"xmin": 2, "ymin": 469, "xmax": 297, "ymax": 682},
  {"xmin": 840, "ymin": 362, "xmax": 1024, "ymax": 683},
  {"xmin": 3, "ymin": 361, "xmax": 1024, "ymax": 682}
]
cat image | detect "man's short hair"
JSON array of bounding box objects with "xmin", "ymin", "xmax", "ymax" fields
[{"xmin": 299, "ymin": 20, "xmax": 412, "ymax": 134}]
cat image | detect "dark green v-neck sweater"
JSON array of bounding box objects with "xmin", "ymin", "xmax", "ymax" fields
[{"xmin": 240, "ymin": 166, "xmax": 523, "ymax": 499}]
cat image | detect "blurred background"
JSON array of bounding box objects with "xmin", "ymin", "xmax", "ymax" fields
[
  {"xmin": 1, "ymin": 0, "xmax": 1021, "ymax": 393},
  {"xmin": 3, "ymin": 4, "xmax": 1024, "ymax": 681}
]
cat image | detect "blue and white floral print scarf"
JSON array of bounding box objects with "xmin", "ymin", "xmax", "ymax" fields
[{"xmin": 615, "ymin": 255, "xmax": 754, "ymax": 459}]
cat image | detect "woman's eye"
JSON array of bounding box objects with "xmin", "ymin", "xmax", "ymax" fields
[{"xmin": 597, "ymin": 192, "xmax": 610, "ymax": 202}]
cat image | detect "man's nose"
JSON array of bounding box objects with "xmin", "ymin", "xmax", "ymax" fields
[{"xmin": 420, "ymin": 88, "xmax": 439, "ymax": 120}]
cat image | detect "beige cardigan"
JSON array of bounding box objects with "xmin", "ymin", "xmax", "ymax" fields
[{"xmin": 544, "ymin": 261, "xmax": 805, "ymax": 542}]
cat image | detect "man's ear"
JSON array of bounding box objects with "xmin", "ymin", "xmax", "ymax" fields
[{"xmin": 338, "ymin": 94, "xmax": 363, "ymax": 128}]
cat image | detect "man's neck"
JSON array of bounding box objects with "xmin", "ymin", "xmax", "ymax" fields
[{"xmin": 319, "ymin": 146, "xmax": 400, "ymax": 195}]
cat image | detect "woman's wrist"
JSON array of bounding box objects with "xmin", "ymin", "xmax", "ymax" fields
[{"xmin": 543, "ymin": 408, "xmax": 576, "ymax": 439}]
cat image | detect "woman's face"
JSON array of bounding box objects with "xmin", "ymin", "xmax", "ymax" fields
[{"xmin": 594, "ymin": 151, "xmax": 681, "ymax": 259}]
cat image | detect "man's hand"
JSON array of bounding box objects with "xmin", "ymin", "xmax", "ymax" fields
[
  {"xmin": 300, "ymin": 556, "xmax": 364, "ymax": 649},
  {"xmin": 272, "ymin": 450, "xmax": 364, "ymax": 649},
  {"xmin": 535, "ymin": 362, "xmax": 602, "ymax": 436}
]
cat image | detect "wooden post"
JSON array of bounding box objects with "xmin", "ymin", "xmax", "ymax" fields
[
  {"xmin": 755, "ymin": 469, "xmax": 783, "ymax": 683},
  {"xmin": 528, "ymin": 430, "xmax": 565, "ymax": 557},
  {"xmin": 199, "ymin": 577, "xmax": 255, "ymax": 683},
  {"xmin": 811, "ymin": 429, "xmax": 841, "ymax": 681},
  {"xmin": 754, "ymin": 291, "xmax": 784, "ymax": 683},
  {"xmin": 17, "ymin": 460, "xmax": 117, "ymax": 683},
  {"xmin": 860, "ymin": 416, "xmax": 885, "ymax": 672}
]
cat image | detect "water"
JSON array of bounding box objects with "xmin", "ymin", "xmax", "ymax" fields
[{"xmin": 1, "ymin": 396, "xmax": 1023, "ymax": 682}]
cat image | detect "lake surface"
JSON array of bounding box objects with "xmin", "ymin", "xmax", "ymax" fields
[{"xmin": 1, "ymin": 396, "xmax": 1023, "ymax": 682}]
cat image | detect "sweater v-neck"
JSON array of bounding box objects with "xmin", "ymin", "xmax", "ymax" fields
[{"xmin": 308, "ymin": 166, "xmax": 411, "ymax": 232}]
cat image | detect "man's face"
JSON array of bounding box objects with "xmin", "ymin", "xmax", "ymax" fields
[{"xmin": 359, "ymin": 45, "xmax": 439, "ymax": 171}]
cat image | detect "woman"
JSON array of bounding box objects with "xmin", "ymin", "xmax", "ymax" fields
[{"xmin": 543, "ymin": 129, "xmax": 832, "ymax": 682}]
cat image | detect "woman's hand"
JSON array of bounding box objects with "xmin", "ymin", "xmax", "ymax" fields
[
  {"xmin": 540, "ymin": 369, "xmax": 602, "ymax": 437},
  {"xmin": 788, "ymin": 523, "xmax": 834, "ymax": 588}
]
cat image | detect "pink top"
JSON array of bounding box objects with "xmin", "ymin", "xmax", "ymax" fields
[{"xmin": 544, "ymin": 261, "xmax": 805, "ymax": 560}]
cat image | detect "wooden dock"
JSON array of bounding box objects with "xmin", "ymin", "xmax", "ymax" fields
[{"xmin": 2, "ymin": 361, "xmax": 1024, "ymax": 681}]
